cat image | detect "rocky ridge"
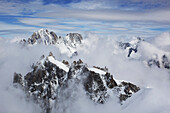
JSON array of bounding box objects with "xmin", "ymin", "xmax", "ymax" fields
[
  {"xmin": 117, "ymin": 37, "xmax": 170, "ymax": 70},
  {"xmin": 20, "ymin": 29, "xmax": 83, "ymax": 57},
  {"xmin": 147, "ymin": 54, "xmax": 170, "ymax": 69},
  {"xmin": 118, "ymin": 37, "xmax": 143, "ymax": 57},
  {"xmin": 13, "ymin": 52, "xmax": 140, "ymax": 113}
]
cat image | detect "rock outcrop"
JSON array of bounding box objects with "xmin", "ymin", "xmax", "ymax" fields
[
  {"xmin": 147, "ymin": 54, "xmax": 170, "ymax": 69},
  {"xmin": 19, "ymin": 29, "xmax": 83, "ymax": 57},
  {"xmin": 117, "ymin": 37, "xmax": 170, "ymax": 70},
  {"xmin": 65, "ymin": 33, "xmax": 83, "ymax": 47},
  {"xmin": 13, "ymin": 52, "xmax": 140, "ymax": 113},
  {"xmin": 118, "ymin": 37, "xmax": 143, "ymax": 57},
  {"xmin": 20, "ymin": 29, "xmax": 83, "ymax": 46}
]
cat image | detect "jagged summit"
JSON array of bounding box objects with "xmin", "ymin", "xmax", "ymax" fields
[
  {"xmin": 20, "ymin": 29, "xmax": 57, "ymax": 45},
  {"xmin": 115, "ymin": 37, "xmax": 170, "ymax": 70},
  {"xmin": 20, "ymin": 29, "xmax": 83, "ymax": 57},
  {"xmin": 65, "ymin": 33, "xmax": 83, "ymax": 47},
  {"xmin": 147, "ymin": 54, "xmax": 170, "ymax": 69},
  {"xmin": 1, "ymin": 29, "xmax": 169, "ymax": 113},
  {"xmin": 118, "ymin": 37, "xmax": 143, "ymax": 57},
  {"xmin": 30, "ymin": 29, "xmax": 58, "ymax": 45},
  {"xmin": 13, "ymin": 52, "xmax": 140, "ymax": 113},
  {"xmin": 21, "ymin": 29, "xmax": 83, "ymax": 46}
]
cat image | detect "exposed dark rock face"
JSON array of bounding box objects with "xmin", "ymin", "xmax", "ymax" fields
[
  {"xmin": 148, "ymin": 59, "xmax": 160, "ymax": 68},
  {"xmin": 19, "ymin": 29, "xmax": 83, "ymax": 58},
  {"xmin": 50, "ymin": 31, "xmax": 58, "ymax": 44},
  {"xmin": 119, "ymin": 42, "xmax": 131, "ymax": 49},
  {"xmin": 121, "ymin": 81, "xmax": 140, "ymax": 95},
  {"xmin": 23, "ymin": 29, "xmax": 58, "ymax": 45},
  {"xmin": 128, "ymin": 48, "xmax": 138, "ymax": 57},
  {"xmin": 118, "ymin": 38, "xmax": 170, "ymax": 70},
  {"xmin": 119, "ymin": 94, "xmax": 130, "ymax": 102},
  {"xmin": 113, "ymin": 81, "xmax": 140, "ymax": 103},
  {"xmin": 162, "ymin": 55, "xmax": 170, "ymax": 69},
  {"xmin": 147, "ymin": 54, "xmax": 170, "ymax": 69},
  {"xmin": 62, "ymin": 60, "xmax": 69, "ymax": 67},
  {"xmin": 68, "ymin": 59, "xmax": 88, "ymax": 79},
  {"xmin": 14, "ymin": 55, "xmax": 68, "ymax": 113},
  {"xmin": 118, "ymin": 37, "xmax": 142, "ymax": 57},
  {"xmin": 13, "ymin": 72, "xmax": 23, "ymax": 85},
  {"xmin": 66, "ymin": 33, "xmax": 83, "ymax": 44},
  {"xmin": 20, "ymin": 29, "xmax": 83, "ymax": 47},
  {"xmin": 93, "ymin": 66, "xmax": 108, "ymax": 72},
  {"xmin": 105, "ymin": 72, "xmax": 117, "ymax": 88},
  {"xmin": 117, "ymin": 37, "xmax": 170, "ymax": 70},
  {"xmin": 84, "ymin": 71, "xmax": 108, "ymax": 104},
  {"xmin": 13, "ymin": 53, "xmax": 140, "ymax": 113}
]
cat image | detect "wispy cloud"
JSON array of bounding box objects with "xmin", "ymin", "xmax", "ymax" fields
[
  {"xmin": 36, "ymin": 8, "xmax": 170, "ymax": 22},
  {"xmin": 0, "ymin": 21, "xmax": 38, "ymax": 38},
  {"xmin": 0, "ymin": 0, "xmax": 170, "ymax": 38}
]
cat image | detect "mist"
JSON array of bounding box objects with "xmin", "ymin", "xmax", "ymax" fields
[{"xmin": 0, "ymin": 32, "xmax": 170, "ymax": 113}]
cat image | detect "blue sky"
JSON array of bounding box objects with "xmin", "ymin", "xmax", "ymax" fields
[{"xmin": 0, "ymin": 0, "xmax": 170, "ymax": 38}]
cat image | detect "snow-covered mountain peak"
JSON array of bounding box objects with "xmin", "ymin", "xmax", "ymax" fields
[
  {"xmin": 65, "ymin": 33, "xmax": 83, "ymax": 46},
  {"xmin": 29, "ymin": 28, "xmax": 58, "ymax": 45},
  {"xmin": 13, "ymin": 53, "xmax": 140, "ymax": 113},
  {"xmin": 27, "ymin": 29, "xmax": 83, "ymax": 47},
  {"xmin": 19, "ymin": 29, "xmax": 84, "ymax": 57},
  {"xmin": 114, "ymin": 36, "xmax": 170, "ymax": 70},
  {"xmin": 1, "ymin": 30, "xmax": 170, "ymax": 113},
  {"xmin": 115, "ymin": 36, "xmax": 144, "ymax": 58}
]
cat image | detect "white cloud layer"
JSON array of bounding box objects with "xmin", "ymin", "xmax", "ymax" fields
[
  {"xmin": 0, "ymin": 32, "xmax": 170, "ymax": 113},
  {"xmin": 154, "ymin": 32, "xmax": 170, "ymax": 46}
]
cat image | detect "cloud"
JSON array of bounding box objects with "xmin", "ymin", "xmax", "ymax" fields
[
  {"xmin": 19, "ymin": 18, "xmax": 57, "ymax": 25},
  {"xmin": 18, "ymin": 18, "xmax": 77, "ymax": 30},
  {"xmin": 0, "ymin": 0, "xmax": 170, "ymax": 38},
  {"xmin": 154, "ymin": 32, "xmax": 170, "ymax": 46},
  {"xmin": 0, "ymin": 0, "xmax": 40, "ymax": 16},
  {"xmin": 153, "ymin": 32, "xmax": 170, "ymax": 52},
  {"xmin": 0, "ymin": 0, "xmax": 170, "ymax": 112},
  {"xmin": 69, "ymin": 0, "xmax": 170, "ymax": 10},
  {"xmin": 16, "ymin": 17, "xmax": 130, "ymax": 37},
  {"xmin": 1, "ymin": 0, "xmax": 170, "ymax": 23},
  {"xmin": 1, "ymin": 32, "xmax": 170, "ymax": 113},
  {"xmin": 69, "ymin": 1, "xmax": 113, "ymax": 10},
  {"xmin": 109, "ymin": 27, "xmax": 128, "ymax": 31},
  {"xmin": 117, "ymin": 0, "xmax": 170, "ymax": 9},
  {"xmin": 0, "ymin": 22, "xmax": 36, "ymax": 31},
  {"xmin": 0, "ymin": 21, "xmax": 39, "ymax": 38}
]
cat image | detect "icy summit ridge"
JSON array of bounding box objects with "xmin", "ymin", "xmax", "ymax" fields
[{"xmin": 13, "ymin": 52, "xmax": 140, "ymax": 113}]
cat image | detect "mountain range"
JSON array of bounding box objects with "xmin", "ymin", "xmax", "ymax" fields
[{"xmin": 0, "ymin": 29, "xmax": 170, "ymax": 113}]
